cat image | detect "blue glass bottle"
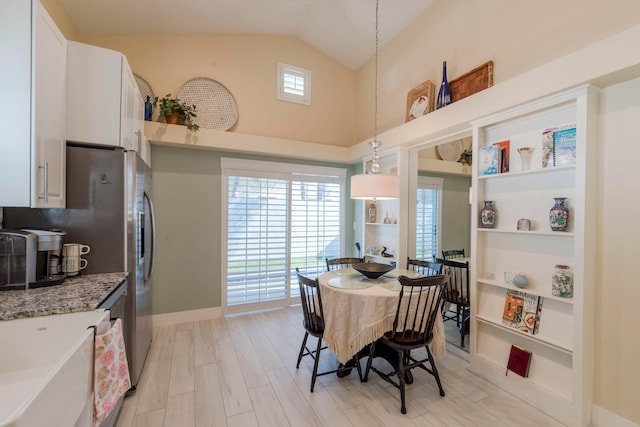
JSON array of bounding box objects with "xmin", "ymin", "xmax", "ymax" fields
[
  {"xmin": 144, "ymin": 96, "xmax": 153, "ymax": 121},
  {"xmin": 436, "ymin": 61, "xmax": 452, "ymax": 109}
]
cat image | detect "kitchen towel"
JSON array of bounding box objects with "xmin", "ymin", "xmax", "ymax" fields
[{"xmin": 93, "ymin": 318, "xmax": 130, "ymax": 426}]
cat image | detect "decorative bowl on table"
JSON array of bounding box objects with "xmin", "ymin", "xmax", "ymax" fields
[{"xmin": 352, "ymin": 262, "xmax": 395, "ymax": 279}]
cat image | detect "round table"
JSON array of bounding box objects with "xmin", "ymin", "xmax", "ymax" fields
[{"xmin": 318, "ymin": 268, "xmax": 446, "ymax": 366}]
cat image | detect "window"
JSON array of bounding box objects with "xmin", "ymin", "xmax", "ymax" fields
[
  {"xmin": 416, "ymin": 176, "xmax": 443, "ymax": 259},
  {"xmin": 222, "ymin": 158, "xmax": 345, "ymax": 312},
  {"xmin": 277, "ymin": 62, "xmax": 311, "ymax": 105}
]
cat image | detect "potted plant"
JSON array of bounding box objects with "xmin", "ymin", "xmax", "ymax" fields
[
  {"xmin": 153, "ymin": 94, "xmax": 199, "ymax": 131},
  {"xmin": 459, "ymin": 149, "xmax": 472, "ymax": 165}
]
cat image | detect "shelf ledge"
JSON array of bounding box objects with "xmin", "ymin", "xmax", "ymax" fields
[
  {"xmin": 477, "ymin": 279, "xmax": 574, "ymax": 304},
  {"xmin": 477, "ymin": 229, "xmax": 574, "ymax": 237},
  {"xmin": 475, "ymin": 316, "xmax": 573, "ymax": 354}
]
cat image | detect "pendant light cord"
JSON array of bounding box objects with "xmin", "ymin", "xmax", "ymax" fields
[{"xmin": 369, "ymin": 0, "xmax": 381, "ymax": 174}]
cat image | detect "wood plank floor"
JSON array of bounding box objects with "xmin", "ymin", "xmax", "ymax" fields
[{"xmin": 116, "ymin": 306, "xmax": 565, "ymax": 427}]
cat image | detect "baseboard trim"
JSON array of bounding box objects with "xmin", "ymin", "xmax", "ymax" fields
[
  {"xmin": 592, "ymin": 405, "xmax": 639, "ymax": 427},
  {"xmin": 152, "ymin": 306, "xmax": 222, "ymax": 327}
]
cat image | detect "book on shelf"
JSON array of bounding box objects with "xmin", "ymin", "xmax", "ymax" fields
[
  {"xmin": 542, "ymin": 124, "xmax": 576, "ymax": 168},
  {"xmin": 506, "ymin": 344, "xmax": 532, "ymax": 377},
  {"xmin": 553, "ymin": 126, "xmax": 577, "ymax": 166},
  {"xmin": 478, "ymin": 145, "xmax": 499, "ymax": 175},
  {"xmin": 502, "ymin": 289, "xmax": 543, "ymax": 334},
  {"xmin": 493, "ymin": 140, "xmax": 510, "ymax": 173}
]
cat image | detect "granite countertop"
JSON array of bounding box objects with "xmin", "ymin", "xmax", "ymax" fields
[{"xmin": 0, "ymin": 272, "xmax": 128, "ymax": 321}]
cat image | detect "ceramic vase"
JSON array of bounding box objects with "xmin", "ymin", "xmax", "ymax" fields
[
  {"xmin": 552, "ymin": 265, "xmax": 573, "ymax": 297},
  {"xmin": 480, "ymin": 201, "xmax": 496, "ymax": 229},
  {"xmin": 549, "ymin": 197, "xmax": 569, "ymax": 231}
]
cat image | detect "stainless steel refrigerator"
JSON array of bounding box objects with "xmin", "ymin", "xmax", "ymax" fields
[{"xmin": 3, "ymin": 144, "xmax": 155, "ymax": 389}]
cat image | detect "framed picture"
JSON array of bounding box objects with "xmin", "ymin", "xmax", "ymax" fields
[{"xmin": 406, "ymin": 80, "xmax": 435, "ymax": 122}]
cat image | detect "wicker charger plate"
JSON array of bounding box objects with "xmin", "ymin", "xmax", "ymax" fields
[
  {"xmin": 133, "ymin": 74, "xmax": 154, "ymax": 103},
  {"xmin": 178, "ymin": 78, "xmax": 238, "ymax": 131}
]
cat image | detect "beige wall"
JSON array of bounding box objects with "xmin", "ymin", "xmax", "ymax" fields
[
  {"xmin": 596, "ymin": 78, "xmax": 640, "ymax": 424},
  {"xmin": 75, "ymin": 34, "xmax": 355, "ymax": 147},
  {"xmin": 354, "ymin": 0, "xmax": 640, "ymax": 143}
]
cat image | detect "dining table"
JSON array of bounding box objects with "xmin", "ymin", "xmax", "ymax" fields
[{"xmin": 318, "ymin": 267, "xmax": 446, "ymax": 371}]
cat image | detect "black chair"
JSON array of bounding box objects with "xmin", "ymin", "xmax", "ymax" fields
[
  {"xmin": 406, "ymin": 257, "xmax": 443, "ymax": 276},
  {"xmin": 435, "ymin": 258, "xmax": 470, "ymax": 348},
  {"xmin": 363, "ymin": 272, "xmax": 448, "ymax": 414},
  {"xmin": 441, "ymin": 249, "xmax": 465, "ymax": 260},
  {"xmin": 325, "ymin": 257, "xmax": 364, "ymax": 271},
  {"xmin": 295, "ymin": 268, "xmax": 362, "ymax": 392}
]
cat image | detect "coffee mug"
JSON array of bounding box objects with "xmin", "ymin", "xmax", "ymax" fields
[
  {"xmin": 62, "ymin": 243, "xmax": 90, "ymax": 257},
  {"xmin": 62, "ymin": 256, "xmax": 88, "ymax": 276}
]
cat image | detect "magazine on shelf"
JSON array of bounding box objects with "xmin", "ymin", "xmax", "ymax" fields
[
  {"xmin": 553, "ymin": 126, "xmax": 577, "ymax": 166},
  {"xmin": 478, "ymin": 145, "xmax": 499, "ymax": 175},
  {"xmin": 542, "ymin": 124, "xmax": 576, "ymax": 168},
  {"xmin": 493, "ymin": 140, "xmax": 510, "ymax": 173},
  {"xmin": 502, "ymin": 289, "xmax": 542, "ymax": 334}
]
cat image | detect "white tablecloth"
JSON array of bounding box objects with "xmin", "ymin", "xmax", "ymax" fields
[{"xmin": 318, "ymin": 269, "xmax": 446, "ymax": 364}]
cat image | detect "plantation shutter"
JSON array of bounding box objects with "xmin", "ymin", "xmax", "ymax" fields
[{"xmin": 416, "ymin": 177, "xmax": 443, "ymax": 259}]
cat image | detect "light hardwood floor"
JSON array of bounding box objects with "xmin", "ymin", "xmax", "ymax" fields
[{"xmin": 116, "ymin": 306, "xmax": 565, "ymax": 427}]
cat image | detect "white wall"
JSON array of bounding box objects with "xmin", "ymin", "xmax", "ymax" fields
[{"xmin": 595, "ymin": 77, "xmax": 640, "ymax": 424}]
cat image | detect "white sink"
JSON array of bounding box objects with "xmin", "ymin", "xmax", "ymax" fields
[{"xmin": 0, "ymin": 310, "xmax": 109, "ymax": 427}]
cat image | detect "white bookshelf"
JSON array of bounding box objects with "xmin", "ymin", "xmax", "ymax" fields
[{"xmin": 469, "ymin": 85, "xmax": 598, "ymax": 426}]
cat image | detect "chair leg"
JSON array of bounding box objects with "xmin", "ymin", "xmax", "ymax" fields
[
  {"xmin": 310, "ymin": 337, "xmax": 323, "ymax": 392},
  {"xmin": 296, "ymin": 332, "xmax": 309, "ymax": 368},
  {"xmin": 398, "ymin": 350, "xmax": 407, "ymax": 414},
  {"xmin": 426, "ymin": 346, "xmax": 445, "ymax": 397}
]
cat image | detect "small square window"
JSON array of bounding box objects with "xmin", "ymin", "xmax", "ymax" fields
[{"xmin": 277, "ymin": 62, "xmax": 311, "ymax": 106}]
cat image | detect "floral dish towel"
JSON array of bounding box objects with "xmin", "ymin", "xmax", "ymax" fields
[{"xmin": 93, "ymin": 318, "xmax": 130, "ymax": 426}]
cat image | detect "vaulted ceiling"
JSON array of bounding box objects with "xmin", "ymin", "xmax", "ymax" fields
[{"xmin": 60, "ymin": 0, "xmax": 434, "ymax": 70}]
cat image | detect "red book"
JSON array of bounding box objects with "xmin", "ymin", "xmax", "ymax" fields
[
  {"xmin": 493, "ymin": 140, "xmax": 510, "ymax": 173},
  {"xmin": 506, "ymin": 345, "xmax": 532, "ymax": 377}
]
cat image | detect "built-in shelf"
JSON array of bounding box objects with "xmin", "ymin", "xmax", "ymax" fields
[
  {"xmin": 477, "ymin": 229, "xmax": 574, "ymax": 237},
  {"xmin": 365, "ymin": 222, "xmax": 397, "ymax": 226},
  {"xmin": 476, "ymin": 316, "xmax": 573, "ymax": 354},
  {"xmin": 478, "ymin": 164, "xmax": 575, "ymax": 180},
  {"xmin": 477, "ymin": 279, "xmax": 574, "ymax": 304}
]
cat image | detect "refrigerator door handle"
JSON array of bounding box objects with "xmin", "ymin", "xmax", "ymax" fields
[{"xmin": 145, "ymin": 192, "xmax": 156, "ymax": 280}]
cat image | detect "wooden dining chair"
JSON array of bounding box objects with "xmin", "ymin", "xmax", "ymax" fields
[
  {"xmin": 406, "ymin": 257, "xmax": 443, "ymax": 276},
  {"xmin": 441, "ymin": 249, "xmax": 465, "ymax": 260},
  {"xmin": 435, "ymin": 258, "xmax": 470, "ymax": 348},
  {"xmin": 363, "ymin": 272, "xmax": 449, "ymax": 414},
  {"xmin": 325, "ymin": 257, "xmax": 364, "ymax": 271},
  {"xmin": 295, "ymin": 268, "xmax": 362, "ymax": 392}
]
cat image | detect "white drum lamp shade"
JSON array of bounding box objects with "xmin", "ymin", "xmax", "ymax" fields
[{"xmin": 351, "ymin": 173, "xmax": 399, "ymax": 200}]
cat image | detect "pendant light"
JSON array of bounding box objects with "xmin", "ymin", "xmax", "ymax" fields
[{"xmin": 350, "ymin": 0, "xmax": 399, "ymax": 201}]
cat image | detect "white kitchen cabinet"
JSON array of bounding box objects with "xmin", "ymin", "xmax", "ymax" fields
[
  {"xmin": 67, "ymin": 41, "xmax": 143, "ymax": 151},
  {"xmin": 0, "ymin": 0, "xmax": 66, "ymax": 208},
  {"xmin": 469, "ymin": 85, "xmax": 597, "ymax": 426}
]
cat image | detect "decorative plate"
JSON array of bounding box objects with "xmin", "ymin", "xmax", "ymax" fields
[
  {"xmin": 437, "ymin": 139, "xmax": 464, "ymax": 162},
  {"xmin": 178, "ymin": 77, "xmax": 238, "ymax": 131},
  {"xmin": 133, "ymin": 74, "xmax": 154, "ymax": 104},
  {"xmin": 406, "ymin": 80, "xmax": 435, "ymax": 122}
]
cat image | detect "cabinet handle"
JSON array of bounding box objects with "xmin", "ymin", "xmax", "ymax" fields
[
  {"xmin": 135, "ymin": 129, "xmax": 142, "ymax": 152},
  {"xmin": 38, "ymin": 161, "xmax": 49, "ymax": 204}
]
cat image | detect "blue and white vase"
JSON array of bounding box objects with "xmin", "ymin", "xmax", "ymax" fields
[
  {"xmin": 480, "ymin": 201, "xmax": 496, "ymax": 229},
  {"xmin": 549, "ymin": 197, "xmax": 569, "ymax": 232}
]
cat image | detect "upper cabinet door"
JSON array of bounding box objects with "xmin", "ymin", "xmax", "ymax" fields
[
  {"xmin": 120, "ymin": 58, "xmax": 142, "ymax": 152},
  {"xmin": 0, "ymin": 0, "xmax": 66, "ymax": 208},
  {"xmin": 32, "ymin": 1, "xmax": 66, "ymax": 208},
  {"xmin": 66, "ymin": 41, "xmax": 122, "ymax": 146}
]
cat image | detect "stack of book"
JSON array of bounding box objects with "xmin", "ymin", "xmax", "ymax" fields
[
  {"xmin": 478, "ymin": 140, "xmax": 510, "ymax": 175},
  {"xmin": 542, "ymin": 124, "xmax": 576, "ymax": 168}
]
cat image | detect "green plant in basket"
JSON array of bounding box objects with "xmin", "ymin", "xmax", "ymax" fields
[{"xmin": 153, "ymin": 94, "xmax": 199, "ymax": 131}]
